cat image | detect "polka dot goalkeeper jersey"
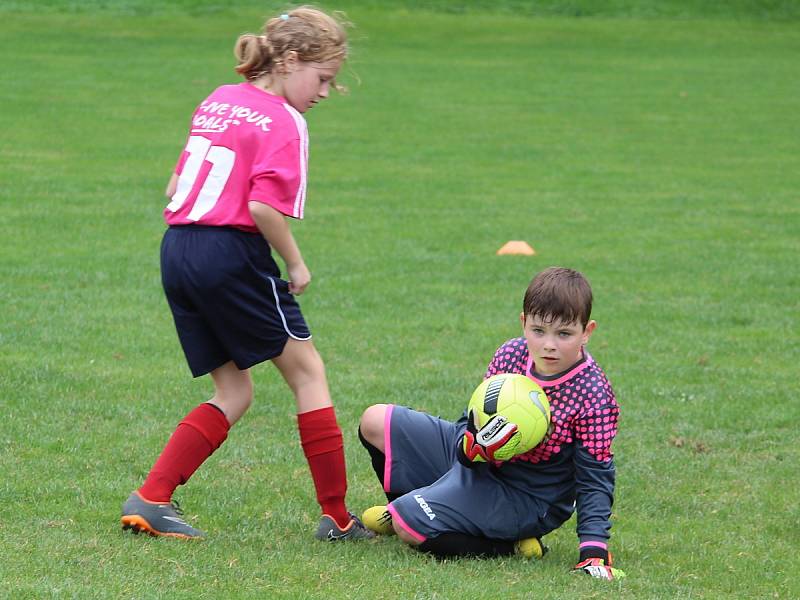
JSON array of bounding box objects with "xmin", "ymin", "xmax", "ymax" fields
[{"xmin": 484, "ymin": 337, "xmax": 619, "ymax": 544}]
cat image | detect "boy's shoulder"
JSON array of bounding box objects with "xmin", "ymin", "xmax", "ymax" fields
[
  {"xmin": 494, "ymin": 336, "xmax": 527, "ymax": 355},
  {"xmin": 554, "ymin": 353, "xmax": 617, "ymax": 409},
  {"xmin": 485, "ymin": 337, "xmax": 529, "ymax": 377},
  {"xmin": 583, "ymin": 353, "xmax": 613, "ymax": 386}
]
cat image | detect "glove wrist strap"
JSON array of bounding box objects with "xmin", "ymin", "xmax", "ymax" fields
[{"xmin": 579, "ymin": 543, "xmax": 610, "ymax": 563}]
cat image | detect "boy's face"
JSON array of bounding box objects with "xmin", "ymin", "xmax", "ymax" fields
[{"xmin": 521, "ymin": 313, "xmax": 596, "ymax": 376}]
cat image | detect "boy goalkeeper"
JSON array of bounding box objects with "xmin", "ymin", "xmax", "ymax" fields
[{"xmin": 358, "ymin": 267, "xmax": 625, "ymax": 579}]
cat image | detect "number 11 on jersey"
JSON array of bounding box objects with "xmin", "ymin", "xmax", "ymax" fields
[{"xmin": 166, "ymin": 135, "xmax": 235, "ymax": 221}]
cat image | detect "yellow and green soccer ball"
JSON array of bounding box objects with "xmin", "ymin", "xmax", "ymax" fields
[{"xmin": 466, "ymin": 373, "xmax": 551, "ymax": 461}]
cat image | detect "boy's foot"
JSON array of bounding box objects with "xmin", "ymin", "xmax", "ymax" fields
[
  {"xmin": 361, "ymin": 505, "xmax": 395, "ymax": 535},
  {"xmin": 121, "ymin": 491, "xmax": 205, "ymax": 539},
  {"xmin": 516, "ymin": 536, "xmax": 548, "ymax": 559},
  {"xmin": 315, "ymin": 512, "xmax": 375, "ymax": 541}
]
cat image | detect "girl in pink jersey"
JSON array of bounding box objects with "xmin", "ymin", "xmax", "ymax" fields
[{"xmin": 121, "ymin": 7, "xmax": 373, "ymax": 541}]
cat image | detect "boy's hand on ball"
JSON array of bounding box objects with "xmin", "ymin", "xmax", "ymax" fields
[
  {"xmin": 460, "ymin": 410, "xmax": 520, "ymax": 463},
  {"xmin": 572, "ymin": 557, "xmax": 626, "ymax": 580}
]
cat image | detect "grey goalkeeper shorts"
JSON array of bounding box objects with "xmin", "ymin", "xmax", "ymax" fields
[{"xmin": 383, "ymin": 405, "xmax": 562, "ymax": 543}]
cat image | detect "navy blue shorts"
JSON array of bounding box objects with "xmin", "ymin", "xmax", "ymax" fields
[
  {"xmin": 160, "ymin": 225, "xmax": 311, "ymax": 377},
  {"xmin": 384, "ymin": 405, "xmax": 561, "ymax": 543}
]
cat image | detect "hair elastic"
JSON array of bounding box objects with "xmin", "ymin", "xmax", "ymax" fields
[{"xmin": 280, "ymin": 14, "xmax": 289, "ymax": 20}]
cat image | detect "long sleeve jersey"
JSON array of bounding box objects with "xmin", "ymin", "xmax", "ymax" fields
[{"xmin": 483, "ymin": 337, "xmax": 619, "ymax": 545}]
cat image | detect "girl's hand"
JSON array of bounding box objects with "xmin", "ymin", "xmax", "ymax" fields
[{"xmin": 287, "ymin": 261, "xmax": 311, "ymax": 295}]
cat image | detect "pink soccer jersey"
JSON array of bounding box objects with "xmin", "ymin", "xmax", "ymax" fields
[{"xmin": 164, "ymin": 83, "xmax": 309, "ymax": 232}]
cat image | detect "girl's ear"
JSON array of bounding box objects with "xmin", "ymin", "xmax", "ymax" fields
[
  {"xmin": 519, "ymin": 312, "xmax": 526, "ymax": 329},
  {"xmin": 283, "ymin": 50, "xmax": 299, "ymax": 71}
]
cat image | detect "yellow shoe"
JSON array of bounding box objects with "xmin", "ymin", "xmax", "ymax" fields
[
  {"xmin": 516, "ymin": 537, "xmax": 547, "ymax": 559},
  {"xmin": 361, "ymin": 505, "xmax": 395, "ymax": 536}
]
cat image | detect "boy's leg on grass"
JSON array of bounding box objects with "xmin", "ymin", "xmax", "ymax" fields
[
  {"xmin": 358, "ymin": 404, "xmax": 401, "ymax": 503},
  {"xmin": 362, "ymin": 404, "xmax": 541, "ymax": 551},
  {"xmin": 358, "ymin": 408, "xmax": 400, "ymax": 534},
  {"xmin": 360, "ymin": 404, "xmax": 460, "ymax": 500},
  {"xmin": 385, "ymin": 444, "xmax": 553, "ymax": 559},
  {"xmin": 361, "ymin": 502, "xmax": 547, "ymax": 558},
  {"xmin": 359, "ymin": 404, "xmax": 460, "ymax": 535}
]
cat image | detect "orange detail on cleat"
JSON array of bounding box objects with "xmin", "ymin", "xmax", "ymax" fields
[{"xmin": 121, "ymin": 515, "xmax": 197, "ymax": 539}]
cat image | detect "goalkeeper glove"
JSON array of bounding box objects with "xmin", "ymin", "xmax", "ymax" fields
[
  {"xmin": 572, "ymin": 548, "xmax": 626, "ymax": 580},
  {"xmin": 457, "ymin": 409, "xmax": 519, "ymax": 465}
]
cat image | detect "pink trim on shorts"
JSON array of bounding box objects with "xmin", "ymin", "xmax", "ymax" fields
[
  {"xmin": 579, "ymin": 540, "xmax": 608, "ymax": 550},
  {"xmin": 382, "ymin": 404, "xmax": 395, "ymax": 493},
  {"xmin": 387, "ymin": 503, "xmax": 427, "ymax": 543}
]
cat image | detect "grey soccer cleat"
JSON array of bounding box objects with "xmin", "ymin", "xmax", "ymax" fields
[
  {"xmin": 315, "ymin": 512, "xmax": 376, "ymax": 541},
  {"xmin": 121, "ymin": 491, "xmax": 205, "ymax": 539}
]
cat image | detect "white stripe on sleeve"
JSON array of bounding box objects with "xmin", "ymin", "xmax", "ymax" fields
[{"xmin": 282, "ymin": 104, "xmax": 308, "ymax": 219}]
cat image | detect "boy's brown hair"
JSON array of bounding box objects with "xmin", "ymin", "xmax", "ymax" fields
[{"xmin": 523, "ymin": 267, "xmax": 593, "ymax": 329}]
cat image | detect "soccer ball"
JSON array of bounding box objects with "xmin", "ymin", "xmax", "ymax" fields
[{"xmin": 466, "ymin": 373, "xmax": 551, "ymax": 460}]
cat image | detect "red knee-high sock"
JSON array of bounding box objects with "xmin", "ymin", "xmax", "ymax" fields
[
  {"xmin": 138, "ymin": 403, "xmax": 230, "ymax": 503},
  {"xmin": 297, "ymin": 406, "xmax": 350, "ymax": 528}
]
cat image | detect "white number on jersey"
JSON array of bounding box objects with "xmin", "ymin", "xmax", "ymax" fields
[{"xmin": 166, "ymin": 135, "xmax": 235, "ymax": 221}]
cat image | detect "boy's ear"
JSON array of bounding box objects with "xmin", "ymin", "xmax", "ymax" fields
[{"xmin": 582, "ymin": 320, "xmax": 597, "ymax": 344}]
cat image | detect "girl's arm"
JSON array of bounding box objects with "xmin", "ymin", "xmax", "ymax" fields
[
  {"xmin": 248, "ymin": 200, "xmax": 310, "ymax": 295},
  {"xmin": 165, "ymin": 173, "xmax": 178, "ymax": 198}
]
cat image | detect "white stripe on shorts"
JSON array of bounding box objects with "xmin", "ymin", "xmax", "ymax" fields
[{"xmin": 268, "ymin": 277, "xmax": 312, "ymax": 341}]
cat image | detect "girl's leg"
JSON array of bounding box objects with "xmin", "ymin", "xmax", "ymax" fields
[
  {"xmin": 207, "ymin": 360, "xmax": 253, "ymax": 425},
  {"xmin": 272, "ymin": 337, "xmax": 332, "ymax": 412},
  {"xmin": 272, "ymin": 338, "xmax": 350, "ymax": 529},
  {"xmin": 138, "ymin": 361, "xmax": 251, "ymax": 503}
]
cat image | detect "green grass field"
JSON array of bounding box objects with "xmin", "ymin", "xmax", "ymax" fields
[{"xmin": 1, "ymin": 1, "xmax": 799, "ymax": 598}]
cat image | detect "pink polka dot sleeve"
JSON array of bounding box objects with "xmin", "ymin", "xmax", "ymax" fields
[
  {"xmin": 574, "ymin": 376, "xmax": 619, "ymax": 462},
  {"xmin": 484, "ymin": 338, "xmax": 528, "ymax": 379}
]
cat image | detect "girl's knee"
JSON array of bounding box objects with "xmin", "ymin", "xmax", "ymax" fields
[
  {"xmin": 278, "ymin": 339, "xmax": 326, "ymax": 382},
  {"xmin": 209, "ymin": 363, "xmax": 254, "ymax": 423},
  {"xmin": 228, "ymin": 375, "xmax": 254, "ymax": 406},
  {"xmin": 226, "ymin": 379, "xmax": 253, "ymax": 404}
]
